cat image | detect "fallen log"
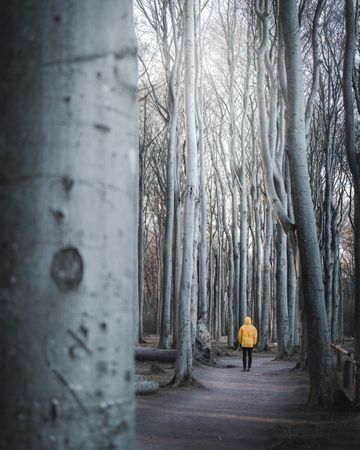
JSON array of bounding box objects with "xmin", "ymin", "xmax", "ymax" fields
[
  {"xmin": 135, "ymin": 347, "xmax": 177, "ymax": 363},
  {"xmin": 135, "ymin": 375, "xmax": 159, "ymax": 395}
]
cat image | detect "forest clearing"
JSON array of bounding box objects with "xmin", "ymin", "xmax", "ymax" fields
[{"xmin": 1, "ymin": 0, "xmax": 360, "ymax": 449}]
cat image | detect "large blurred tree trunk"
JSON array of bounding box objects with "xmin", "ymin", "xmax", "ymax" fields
[
  {"xmin": 279, "ymin": 0, "xmax": 339, "ymax": 406},
  {"xmin": 0, "ymin": 1, "xmax": 138, "ymax": 448}
]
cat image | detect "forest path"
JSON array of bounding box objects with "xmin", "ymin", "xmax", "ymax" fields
[{"xmin": 136, "ymin": 353, "xmax": 311, "ymax": 449}]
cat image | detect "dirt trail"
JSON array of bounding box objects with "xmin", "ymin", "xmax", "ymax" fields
[
  {"xmin": 136, "ymin": 352, "xmax": 360, "ymax": 450},
  {"xmin": 136, "ymin": 353, "xmax": 304, "ymax": 449}
]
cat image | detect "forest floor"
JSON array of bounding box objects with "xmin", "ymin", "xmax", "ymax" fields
[{"xmin": 136, "ymin": 337, "xmax": 360, "ymax": 450}]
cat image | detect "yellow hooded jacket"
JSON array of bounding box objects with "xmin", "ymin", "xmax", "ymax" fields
[{"xmin": 238, "ymin": 316, "xmax": 257, "ymax": 348}]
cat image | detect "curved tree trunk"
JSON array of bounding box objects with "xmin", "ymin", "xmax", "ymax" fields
[
  {"xmin": 279, "ymin": 0, "xmax": 339, "ymax": 406},
  {"xmin": 0, "ymin": 1, "xmax": 137, "ymax": 447},
  {"xmin": 342, "ymin": 0, "xmax": 360, "ymax": 406}
]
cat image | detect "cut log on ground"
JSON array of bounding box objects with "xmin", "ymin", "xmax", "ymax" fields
[
  {"xmin": 135, "ymin": 347, "xmax": 177, "ymax": 363},
  {"xmin": 135, "ymin": 375, "xmax": 160, "ymax": 395}
]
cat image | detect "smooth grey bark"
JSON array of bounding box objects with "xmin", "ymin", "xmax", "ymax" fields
[
  {"xmin": 196, "ymin": 4, "xmax": 208, "ymax": 326},
  {"xmin": 231, "ymin": 180, "xmax": 240, "ymax": 331},
  {"xmin": 175, "ymin": 0, "xmax": 198, "ymax": 385},
  {"xmin": 212, "ymin": 153, "xmax": 234, "ymax": 348},
  {"xmin": 239, "ymin": 16, "xmax": 251, "ymax": 330},
  {"xmin": 190, "ymin": 201, "xmax": 200, "ymax": 344},
  {"xmin": 208, "ymin": 244, "xmax": 214, "ymax": 337},
  {"xmin": 280, "ymin": 0, "xmax": 339, "ymax": 406},
  {"xmin": 275, "ymin": 225, "xmax": 289, "ymax": 357},
  {"xmin": 323, "ymin": 139, "xmax": 335, "ymax": 335},
  {"xmin": 255, "ymin": 0, "xmax": 294, "ymax": 235},
  {"xmin": 159, "ymin": 20, "xmax": 182, "ymax": 349},
  {"xmin": 286, "ymin": 159, "xmax": 296, "ymax": 353},
  {"xmin": 214, "ymin": 247, "xmax": 222, "ymax": 341},
  {"xmin": 0, "ymin": 1, "xmax": 137, "ymax": 448},
  {"xmin": 253, "ymin": 198, "xmax": 262, "ymax": 331},
  {"xmin": 172, "ymin": 140, "xmax": 183, "ymax": 346},
  {"xmin": 259, "ymin": 204, "xmax": 273, "ymax": 351},
  {"xmin": 287, "ymin": 238, "xmax": 297, "ymax": 352},
  {"xmin": 331, "ymin": 223, "xmax": 340, "ymax": 342},
  {"xmin": 342, "ymin": 0, "xmax": 360, "ymax": 405},
  {"xmin": 220, "ymin": 239, "xmax": 226, "ymax": 336},
  {"xmin": 138, "ymin": 142, "xmax": 146, "ymax": 343},
  {"xmin": 305, "ymin": 0, "xmax": 325, "ymax": 135}
]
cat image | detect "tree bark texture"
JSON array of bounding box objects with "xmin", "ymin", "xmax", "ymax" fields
[
  {"xmin": 159, "ymin": 42, "xmax": 182, "ymax": 350},
  {"xmin": 175, "ymin": 0, "xmax": 198, "ymax": 384},
  {"xmin": 275, "ymin": 225, "xmax": 289, "ymax": 357},
  {"xmin": 342, "ymin": 0, "xmax": 360, "ymax": 405},
  {"xmin": 0, "ymin": 1, "xmax": 138, "ymax": 448},
  {"xmin": 259, "ymin": 204, "xmax": 273, "ymax": 351},
  {"xmin": 280, "ymin": 0, "xmax": 339, "ymax": 406}
]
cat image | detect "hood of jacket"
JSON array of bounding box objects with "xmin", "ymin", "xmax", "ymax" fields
[{"xmin": 244, "ymin": 316, "xmax": 252, "ymax": 325}]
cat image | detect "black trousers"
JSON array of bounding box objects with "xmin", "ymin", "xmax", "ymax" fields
[{"xmin": 242, "ymin": 347, "xmax": 253, "ymax": 369}]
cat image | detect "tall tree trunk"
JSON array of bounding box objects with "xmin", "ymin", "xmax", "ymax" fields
[
  {"xmin": 0, "ymin": 1, "xmax": 137, "ymax": 448},
  {"xmin": 323, "ymin": 142, "xmax": 335, "ymax": 335},
  {"xmin": 175, "ymin": 0, "xmax": 198, "ymax": 385},
  {"xmin": 172, "ymin": 141, "xmax": 183, "ymax": 347},
  {"xmin": 159, "ymin": 49, "xmax": 182, "ymax": 349},
  {"xmin": 279, "ymin": 0, "xmax": 339, "ymax": 406},
  {"xmin": 138, "ymin": 145, "xmax": 145, "ymax": 343},
  {"xmin": 196, "ymin": 4, "xmax": 208, "ymax": 326},
  {"xmin": 212, "ymin": 156, "xmax": 234, "ymax": 347},
  {"xmin": 287, "ymin": 238, "xmax": 297, "ymax": 353},
  {"xmin": 275, "ymin": 225, "xmax": 289, "ymax": 357},
  {"xmin": 331, "ymin": 225, "xmax": 340, "ymax": 342},
  {"xmin": 231, "ymin": 182, "xmax": 240, "ymax": 330},
  {"xmin": 259, "ymin": 204, "xmax": 273, "ymax": 351},
  {"xmin": 343, "ymin": 0, "xmax": 360, "ymax": 405}
]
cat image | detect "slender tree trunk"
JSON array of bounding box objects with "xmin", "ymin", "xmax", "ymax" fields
[
  {"xmin": 231, "ymin": 183, "xmax": 240, "ymax": 330},
  {"xmin": 280, "ymin": 0, "xmax": 339, "ymax": 406},
  {"xmin": 138, "ymin": 144, "xmax": 145, "ymax": 343},
  {"xmin": 259, "ymin": 204, "xmax": 273, "ymax": 351},
  {"xmin": 212, "ymin": 158, "xmax": 234, "ymax": 347},
  {"xmin": 0, "ymin": 1, "xmax": 137, "ymax": 447},
  {"xmin": 159, "ymin": 60, "xmax": 181, "ymax": 349},
  {"xmin": 331, "ymin": 227, "xmax": 340, "ymax": 342},
  {"xmin": 239, "ymin": 181, "xmax": 248, "ymax": 326},
  {"xmin": 190, "ymin": 201, "xmax": 200, "ymax": 344},
  {"xmin": 287, "ymin": 238, "xmax": 297, "ymax": 353},
  {"xmin": 343, "ymin": 0, "xmax": 360, "ymax": 405},
  {"xmin": 175, "ymin": 0, "xmax": 198, "ymax": 385},
  {"xmin": 275, "ymin": 225, "xmax": 289, "ymax": 357},
  {"xmin": 172, "ymin": 142, "xmax": 183, "ymax": 347},
  {"xmin": 323, "ymin": 149, "xmax": 334, "ymax": 335},
  {"xmin": 209, "ymin": 245, "xmax": 215, "ymax": 337},
  {"xmin": 196, "ymin": 9, "xmax": 208, "ymax": 326}
]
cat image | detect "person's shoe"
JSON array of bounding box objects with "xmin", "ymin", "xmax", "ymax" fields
[
  {"xmin": 247, "ymin": 368, "xmax": 250, "ymax": 371},
  {"xmin": 242, "ymin": 369, "xmax": 246, "ymax": 372}
]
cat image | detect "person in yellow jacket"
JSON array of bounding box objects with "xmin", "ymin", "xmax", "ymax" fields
[{"xmin": 238, "ymin": 316, "xmax": 257, "ymax": 371}]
